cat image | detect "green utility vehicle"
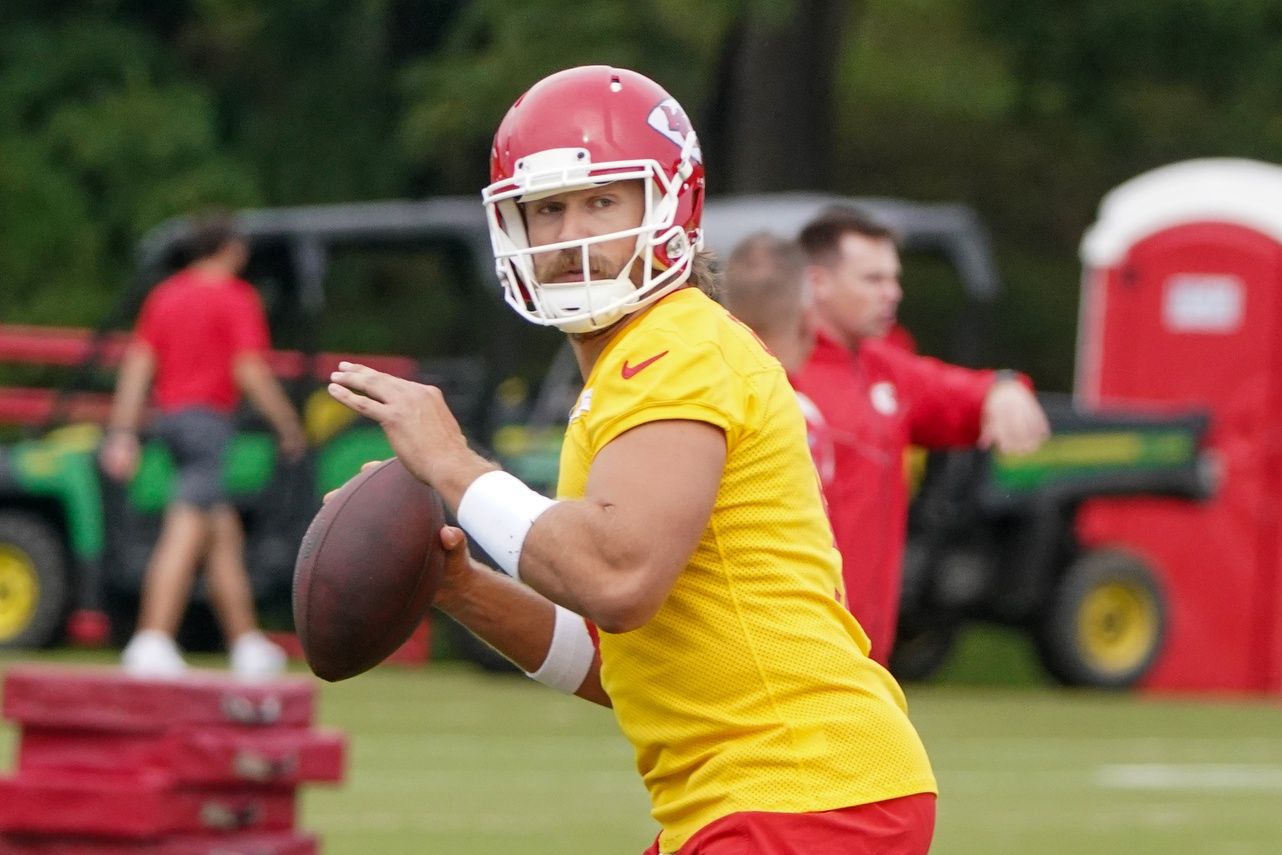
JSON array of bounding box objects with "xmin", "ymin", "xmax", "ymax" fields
[{"xmin": 895, "ymin": 398, "xmax": 1211, "ymax": 686}]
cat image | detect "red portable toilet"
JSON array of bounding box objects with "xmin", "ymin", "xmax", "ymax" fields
[{"xmin": 1076, "ymin": 158, "xmax": 1282, "ymax": 693}]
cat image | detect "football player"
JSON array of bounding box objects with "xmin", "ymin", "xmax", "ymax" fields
[{"xmin": 329, "ymin": 66, "xmax": 937, "ymax": 855}]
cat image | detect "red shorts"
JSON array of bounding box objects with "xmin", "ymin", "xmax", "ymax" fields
[{"xmin": 643, "ymin": 793, "xmax": 936, "ymax": 855}]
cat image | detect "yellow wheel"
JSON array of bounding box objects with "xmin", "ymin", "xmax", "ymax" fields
[
  {"xmin": 0, "ymin": 512, "xmax": 69, "ymax": 648},
  {"xmin": 0, "ymin": 544, "xmax": 40, "ymax": 641},
  {"xmin": 1076, "ymin": 580, "xmax": 1159, "ymax": 677},
  {"xmin": 1038, "ymin": 549, "xmax": 1167, "ymax": 688}
]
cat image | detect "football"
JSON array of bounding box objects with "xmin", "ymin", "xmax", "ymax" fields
[{"xmin": 293, "ymin": 458, "xmax": 447, "ymax": 681}]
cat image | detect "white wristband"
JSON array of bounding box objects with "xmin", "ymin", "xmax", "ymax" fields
[
  {"xmin": 456, "ymin": 470, "xmax": 558, "ymax": 580},
  {"xmin": 526, "ymin": 605, "xmax": 596, "ymax": 694}
]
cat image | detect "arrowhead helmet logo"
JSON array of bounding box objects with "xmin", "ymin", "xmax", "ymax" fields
[{"xmin": 646, "ymin": 98, "xmax": 703, "ymax": 164}]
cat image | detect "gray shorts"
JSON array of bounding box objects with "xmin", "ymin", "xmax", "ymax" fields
[{"xmin": 152, "ymin": 408, "xmax": 235, "ymax": 509}]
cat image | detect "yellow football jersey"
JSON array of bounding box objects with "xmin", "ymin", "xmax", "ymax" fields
[{"xmin": 556, "ymin": 288, "xmax": 936, "ymax": 852}]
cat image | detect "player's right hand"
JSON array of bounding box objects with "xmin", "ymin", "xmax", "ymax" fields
[{"xmin": 327, "ymin": 362, "xmax": 496, "ymax": 506}]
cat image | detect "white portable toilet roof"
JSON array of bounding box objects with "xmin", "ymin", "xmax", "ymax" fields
[{"xmin": 1081, "ymin": 158, "xmax": 1282, "ymax": 267}]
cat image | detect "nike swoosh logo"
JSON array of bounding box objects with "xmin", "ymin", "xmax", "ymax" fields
[{"xmin": 621, "ymin": 350, "xmax": 669, "ymax": 379}]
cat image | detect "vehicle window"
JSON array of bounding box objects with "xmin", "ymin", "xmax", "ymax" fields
[
  {"xmin": 309, "ymin": 241, "xmax": 487, "ymax": 360},
  {"xmin": 303, "ymin": 239, "xmax": 559, "ymax": 373},
  {"xmin": 242, "ymin": 239, "xmax": 302, "ymax": 343},
  {"xmin": 299, "ymin": 238, "xmax": 562, "ymax": 437}
]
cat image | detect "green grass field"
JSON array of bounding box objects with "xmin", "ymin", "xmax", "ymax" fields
[{"xmin": 1, "ymin": 649, "xmax": 1280, "ymax": 854}]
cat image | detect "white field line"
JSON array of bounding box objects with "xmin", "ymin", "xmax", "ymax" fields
[{"xmin": 1096, "ymin": 764, "xmax": 1282, "ymax": 791}]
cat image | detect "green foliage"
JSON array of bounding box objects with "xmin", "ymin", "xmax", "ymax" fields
[
  {"xmin": 44, "ymin": 82, "xmax": 260, "ymax": 239},
  {"xmin": 2, "ymin": 0, "xmax": 1279, "ymax": 393},
  {"xmin": 971, "ymin": 0, "xmax": 1282, "ymax": 114},
  {"xmin": 0, "ymin": 16, "xmax": 261, "ymax": 325},
  {"xmin": 964, "ymin": 0, "xmax": 1282, "ymax": 169},
  {"xmin": 398, "ymin": 0, "xmax": 715, "ymax": 193},
  {"xmin": 0, "ymin": 138, "xmax": 102, "ymax": 323},
  {"xmin": 180, "ymin": 0, "xmax": 412, "ymax": 203}
]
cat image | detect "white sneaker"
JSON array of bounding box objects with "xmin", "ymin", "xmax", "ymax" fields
[
  {"xmin": 122, "ymin": 630, "xmax": 188, "ymax": 678},
  {"xmin": 230, "ymin": 631, "xmax": 287, "ymax": 681}
]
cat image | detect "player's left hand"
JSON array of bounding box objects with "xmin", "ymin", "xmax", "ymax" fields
[
  {"xmin": 322, "ymin": 458, "xmax": 389, "ymax": 504},
  {"xmin": 433, "ymin": 525, "xmax": 491, "ymax": 614},
  {"xmin": 327, "ymin": 362, "xmax": 495, "ymax": 503},
  {"xmin": 980, "ymin": 377, "xmax": 1050, "ymax": 455}
]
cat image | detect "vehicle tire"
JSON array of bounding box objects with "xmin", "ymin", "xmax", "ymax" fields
[
  {"xmin": 0, "ymin": 511, "xmax": 71, "ymax": 649},
  {"xmin": 890, "ymin": 618, "xmax": 960, "ymax": 682},
  {"xmin": 1037, "ymin": 549, "xmax": 1166, "ymax": 688}
]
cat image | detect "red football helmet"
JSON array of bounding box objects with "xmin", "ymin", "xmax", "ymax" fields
[{"xmin": 483, "ymin": 66, "xmax": 706, "ymax": 333}]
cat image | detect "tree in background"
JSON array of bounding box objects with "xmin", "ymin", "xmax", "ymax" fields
[
  {"xmin": 702, "ymin": 0, "xmax": 853, "ymax": 192},
  {"xmin": 971, "ymin": 0, "xmax": 1282, "ymax": 148},
  {"xmin": 4, "ymin": 0, "xmax": 1282, "ymax": 391},
  {"xmin": 0, "ymin": 0, "xmax": 869, "ymax": 324},
  {"xmin": 958, "ymin": 0, "xmax": 1282, "ymax": 230},
  {"xmin": 0, "ymin": 14, "xmax": 259, "ymax": 324},
  {"xmin": 398, "ymin": 0, "xmax": 855, "ymax": 195},
  {"xmin": 398, "ymin": 0, "xmax": 712, "ymax": 194},
  {"xmin": 0, "ymin": 0, "xmax": 442, "ymax": 325},
  {"xmin": 176, "ymin": 0, "xmax": 423, "ymax": 204}
]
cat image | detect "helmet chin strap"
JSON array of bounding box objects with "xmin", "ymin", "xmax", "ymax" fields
[{"xmin": 559, "ymin": 310, "xmax": 625, "ymax": 336}]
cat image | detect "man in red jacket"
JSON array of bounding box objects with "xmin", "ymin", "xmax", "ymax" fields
[{"xmin": 724, "ymin": 214, "xmax": 1048, "ymax": 667}]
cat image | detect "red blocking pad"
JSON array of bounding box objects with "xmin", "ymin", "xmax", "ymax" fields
[
  {"xmin": 2, "ymin": 666, "xmax": 315, "ymax": 731},
  {"xmin": 0, "ymin": 831, "xmax": 317, "ymax": 855},
  {"xmin": 0, "ymin": 771, "xmax": 296, "ymax": 838},
  {"xmin": 18, "ymin": 726, "xmax": 346, "ymax": 786}
]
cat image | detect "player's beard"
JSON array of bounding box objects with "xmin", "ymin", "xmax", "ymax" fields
[
  {"xmin": 533, "ymin": 248, "xmax": 617, "ymax": 284},
  {"xmin": 534, "ymin": 249, "xmax": 647, "ymax": 341}
]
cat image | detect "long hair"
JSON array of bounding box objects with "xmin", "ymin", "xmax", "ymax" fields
[{"xmin": 687, "ymin": 248, "xmax": 721, "ymax": 299}]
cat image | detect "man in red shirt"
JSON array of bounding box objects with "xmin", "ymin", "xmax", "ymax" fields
[
  {"xmin": 100, "ymin": 214, "xmax": 306, "ymax": 679},
  {"xmin": 724, "ymin": 216, "xmax": 1049, "ymax": 667}
]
